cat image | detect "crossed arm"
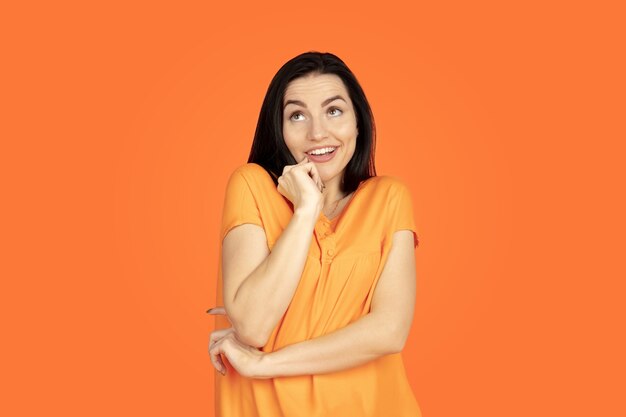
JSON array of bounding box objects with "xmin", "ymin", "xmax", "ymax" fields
[{"xmin": 209, "ymin": 225, "xmax": 417, "ymax": 379}]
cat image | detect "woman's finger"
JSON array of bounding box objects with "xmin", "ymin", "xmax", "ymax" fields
[
  {"xmin": 305, "ymin": 160, "xmax": 324, "ymax": 192},
  {"xmin": 209, "ymin": 327, "xmax": 234, "ymax": 349},
  {"xmin": 297, "ymin": 158, "xmax": 323, "ymax": 192},
  {"xmin": 282, "ymin": 155, "xmax": 308, "ymax": 175},
  {"xmin": 206, "ymin": 306, "xmax": 232, "ymax": 324},
  {"xmin": 206, "ymin": 306, "xmax": 226, "ymax": 315},
  {"xmin": 209, "ymin": 335, "xmax": 232, "ymax": 375},
  {"xmin": 209, "ymin": 327, "xmax": 238, "ymax": 375},
  {"xmin": 209, "ymin": 340, "xmax": 226, "ymax": 375},
  {"xmin": 210, "ymin": 335, "xmax": 238, "ymax": 375}
]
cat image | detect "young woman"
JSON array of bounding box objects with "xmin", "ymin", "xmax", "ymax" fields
[{"xmin": 207, "ymin": 51, "xmax": 422, "ymax": 416}]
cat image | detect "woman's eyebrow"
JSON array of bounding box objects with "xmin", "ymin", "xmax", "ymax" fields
[{"xmin": 283, "ymin": 95, "xmax": 347, "ymax": 110}]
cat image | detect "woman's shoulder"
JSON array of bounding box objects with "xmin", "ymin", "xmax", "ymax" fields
[
  {"xmin": 230, "ymin": 162, "xmax": 268, "ymax": 177},
  {"xmin": 226, "ymin": 162, "xmax": 269, "ymax": 179},
  {"xmin": 228, "ymin": 163, "xmax": 276, "ymax": 190},
  {"xmin": 365, "ymin": 174, "xmax": 411, "ymax": 195}
]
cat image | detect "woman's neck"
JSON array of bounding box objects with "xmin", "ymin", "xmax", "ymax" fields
[{"xmin": 321, "ymin": 176, "xmax": 346, "ymax": 207}]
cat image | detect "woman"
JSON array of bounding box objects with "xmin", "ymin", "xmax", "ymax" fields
[{"xmin": 207, "ymin": 51, "xmax": 422, "ymax": 416}]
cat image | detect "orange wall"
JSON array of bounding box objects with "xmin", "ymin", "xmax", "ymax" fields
[{"xmin": 1, "ymin": 1, "xmax": 624, "ymax": 416}]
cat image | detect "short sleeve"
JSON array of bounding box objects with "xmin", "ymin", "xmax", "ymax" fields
[
  {"xmin": 389, "ymin": 180, "xmax": 420, "ymax": 248},
  {"xmin": 220, "ymin": 168, "xmax": 264, "ymax": 242}
]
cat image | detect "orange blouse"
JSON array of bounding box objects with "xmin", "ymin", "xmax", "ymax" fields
[{"xmin": 215, "ymin": 162, "xmax": 421, "ymax": 417}]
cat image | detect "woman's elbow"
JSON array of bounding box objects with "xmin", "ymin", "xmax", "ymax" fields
[
  {"xmin": 386, "ymin": 324, "xmax": 410, "ymax": 354},
  {"xmin": 225, "ymin": 303, "xmax": 270, "ymax": 348},
  {"xmin": 226, "ymin": 307, "xmax": 271, "ymax": 348},
  {"xmin": 234, "ymin": 325, "xmax": 269, "ymax": 348}
]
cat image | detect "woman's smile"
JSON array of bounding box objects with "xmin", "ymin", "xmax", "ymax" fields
[{"xmin": 306, "ymin": 145, "xmax": 339, "ymax": 162}]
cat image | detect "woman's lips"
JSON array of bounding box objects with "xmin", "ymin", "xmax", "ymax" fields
[{"xmin": 306, "ymin": 147, "xmax": 337, "ymax": 163}]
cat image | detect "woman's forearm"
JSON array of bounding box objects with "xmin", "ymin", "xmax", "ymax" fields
[
  {"xmin": 228, "ymin": 208, "xmax": 318, "ymax": 347},
  {"xmin": 255, "ymin": 312, "xmax": 402, "ymax": 378}
]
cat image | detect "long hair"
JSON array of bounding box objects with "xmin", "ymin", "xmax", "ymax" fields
[{"xmin": 247, "ymin": 51, "xmax": 377, "ymax": 194}]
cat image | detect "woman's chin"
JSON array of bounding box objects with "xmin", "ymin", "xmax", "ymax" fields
[{"xmin": 319, "ymin": 172, "xmax": 340, "ymax": 185}]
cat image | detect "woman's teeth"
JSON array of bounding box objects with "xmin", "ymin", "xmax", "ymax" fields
[{"xmin": 308, "ymin": 147, "xmax": 336, "ymax": 155}]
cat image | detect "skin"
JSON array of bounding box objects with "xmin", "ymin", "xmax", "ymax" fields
[
  {"xmin": 207, "ymin": 73, "xmax": 417, "ymax": 379},
  {"xmin": 281, "ymin": 72, "xmax": 359, "ymax": 215}
]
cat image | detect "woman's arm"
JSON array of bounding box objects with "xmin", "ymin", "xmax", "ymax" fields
[
  {"xmin": 221, "ymin": 206, "xmax": 318, "ymax": 348},
  {"xmin": 209, "ymin": 230, "xmax": 417, "ymax": 378}
]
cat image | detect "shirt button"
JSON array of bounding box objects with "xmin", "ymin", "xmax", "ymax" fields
[{"xmin": 327, "ymin": 249, "xmax": 334, "ymax": 256}]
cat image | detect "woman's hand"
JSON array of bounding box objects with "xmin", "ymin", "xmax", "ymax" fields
[
  {"xmin": 277, "ymin": 156, "xmax": 324, "ymax": 215},
  {"xmin": 207, "ymin": 307, "xmax": 269, "ymax": 379}
]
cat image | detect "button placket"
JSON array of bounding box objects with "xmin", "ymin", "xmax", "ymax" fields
[
  {"xmin": 325, "ymin": 240, "xmax": 336, "ymax": 263},
  {"xmin": 322, "ymin": 227, "xmax": 336, "ymax": 263},
  {"xmin": 315, "ymin": 218, "xmax": 336, "ymax": 263},
  {"xmin": 315, "ymin": 220, "xmax": 330, "ymax": 241}
]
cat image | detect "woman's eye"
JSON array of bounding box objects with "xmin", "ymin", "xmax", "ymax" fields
[
  {"xmin": 289, "ymin": 108, "xmax": 342, "ymax": 121},
  {"xmin": 329, "ymin": 107, "xmax": 343, "ymax": 116}
]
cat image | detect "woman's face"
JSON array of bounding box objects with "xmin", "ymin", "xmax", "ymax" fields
[{"xmin": 282, "ymin": 73, "xmax": 358, "ymax": 184}]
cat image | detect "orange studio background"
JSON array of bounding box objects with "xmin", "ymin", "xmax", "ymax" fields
[{"xmin": 1, "ymin": 1, "xmax": 624, "ymax": 416}]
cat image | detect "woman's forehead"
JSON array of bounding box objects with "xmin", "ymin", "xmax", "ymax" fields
[{"xmin": 284, "ymin": 74, "xmax": 349, "ymax": 104}]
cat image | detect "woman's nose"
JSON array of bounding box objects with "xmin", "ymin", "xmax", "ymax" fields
[{"xmin": 308, "ymin": 115, "xmax": 328, "ymax": 140}]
